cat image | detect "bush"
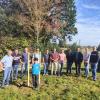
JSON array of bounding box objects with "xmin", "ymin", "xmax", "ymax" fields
[{"xmin": 0, "ymin": 36, "xmax": 31, "ymax": 58}]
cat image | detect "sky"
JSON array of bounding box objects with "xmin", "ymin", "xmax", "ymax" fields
[{"xmin": 69, "ymin": 0, "xmax": 100, "ymax": 46}]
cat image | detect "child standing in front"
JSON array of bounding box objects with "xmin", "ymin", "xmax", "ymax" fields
[{"xmin": 32, "ymin": 58, "xmax": 40, "ymax": 90}]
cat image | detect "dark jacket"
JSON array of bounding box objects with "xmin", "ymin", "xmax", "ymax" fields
[
  {"xmin": 75, "ymin": 52, "xmax": 83, "ymax": 63},
  {"xmin": 66, "ymin": 52, "xmax": 74, "ymax": 62},
  {"xmin": 97, "ymin": 58, "xmax": 100, "ymax": 72},
  {"xmin": 90, "ymin": 51, "xmax": 99, "ymax": 63}
]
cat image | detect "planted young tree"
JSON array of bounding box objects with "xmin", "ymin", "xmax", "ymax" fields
[
  {"xmin": 0, "ymin": 0, "xmax": 77, "ymax": 47},
  {"xmin": 6, "ymin": 0, "xmax": 52, "ymax": 45}
]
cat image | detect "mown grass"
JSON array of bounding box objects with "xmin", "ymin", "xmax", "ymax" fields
[{"xmin": 0, "ymin": 66, "xmax": 100, "ymax": 100}]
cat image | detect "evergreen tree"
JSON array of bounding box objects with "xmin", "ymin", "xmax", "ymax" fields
[{"xmin": 46, "ymin": 0, "xmax": 77, "ymax": 41}]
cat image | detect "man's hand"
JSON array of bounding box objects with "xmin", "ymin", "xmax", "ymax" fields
[
  {"xmin": 20, "ymin": 61, "xmax": 23, "ymax": 64},
  {"xmin": 0, "ymin": 62, "xmax": 4, "ymax": 71},
  {"xmin": 50, "ymin": 58, "xmax": 54, "ymax": 61}
]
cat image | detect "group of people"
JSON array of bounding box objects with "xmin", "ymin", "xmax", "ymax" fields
[{"xmin": 0, "ymin": 46, "xmax": 99, "ymax": 89}]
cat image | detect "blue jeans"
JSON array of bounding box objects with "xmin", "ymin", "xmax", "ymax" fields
[
  {"xmin": 84, "ymin": 62, "xmax": 89, "ymax": 77},
  {"xmin": 91, "ymin": 63, "xmax": 97, "ymax": 80},
  {"xmin": 21, "ymin": 62, "xmax": 28, "ymax": 77},
  {"xmin": 2, "ymin": 67, "xmax": 12, "ymax": 86},
  {"xmin": 44, "ymin": 62, "xmax": 49, "ymax": 74},
  {"xmin": 12, "ymin": 64, "xmax": 19, "ymax": 79}
]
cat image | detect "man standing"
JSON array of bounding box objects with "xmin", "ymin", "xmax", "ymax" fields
[
  {"xmin": 32, "ymin": 48, "xmax": 41, "ymax": 63},
  {"xmin": 66, "ymin": 48, "xmax": 73, "ymax": 74},
  {"xmin": 43, "ymin": 49, "xmax": 50, "ymax": 75},
  {"xmin": 50, "ymin": 48, "xmax": 59, "ymax": 75},
  {"xmin": 21, "ymin": 48, "xmax": 29, "ymax": 77},
  {"xmin": 12, "ymin": 49, "xmax": 21, "ymax": 80},
  {"xmin": 75, "ymin": 48, "xmax": 83, "ymax": 76},
  {"xmin": 0, "ymin": 50, "xmax": 13, "ymax": 87},
  {"xmin": 90, "ymin": 47, "xmax": 99, "ymax": 81}
]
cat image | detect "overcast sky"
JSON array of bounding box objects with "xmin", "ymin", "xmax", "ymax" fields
[{"xmin": 69, "ymin": 0, "xmax": 100, "ymax": 46}]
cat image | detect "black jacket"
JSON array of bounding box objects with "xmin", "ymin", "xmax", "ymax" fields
[
  {"xmin": 75, "ymin": 52, "xmax": 83, "ymax": 63},
  {"xmin": 90, "ymin": 51, "xmax": 99, "ymax": 63},
  {"xmin": 66, "ymin": 52, "xmax": 74, "ymax": 62}
]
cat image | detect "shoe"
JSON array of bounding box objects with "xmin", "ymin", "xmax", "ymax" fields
[
  {"xmin": 32, "ymin": 87, "xmax": 35, "ymax": 90},
  {"xmin": 15, "ymin": 78, "xmax": 17, "ymax": 80},
  {"xmin": 35, "ymin": 87, "xmax": 39, "ymax": 91},
  {"xmin": 5, "ymin": 85, "xmax": 9, "ymax": 87},
  {"xmin": 93, "ymin": 79, "xmax": 96, "ymax": 81},
  {"xmin": 43, "ymin": 74, "xmax": 46, "ymax": 76},
  {"xmin": 1, "ymin": 85, "xmax": 5, "ymax": 88},
  {"xmin": 46, "ymin": 73, "xmax": 48, "ymax": 75}
]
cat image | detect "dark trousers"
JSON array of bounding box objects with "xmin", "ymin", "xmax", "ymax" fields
[
  {"xmin": 32, "ymin": 74, "xmax": 39, "ymax": 88},
  {"xmin": 75, "ymin": 62, "xmax": 82, "ymax": 75},
  {"xmin": 59, "ymin": 62, "xmax": 64, "ymax": 75},
  {"xmin": 67, "ymin": 61, "xmax": 73, "ymax": 74}
]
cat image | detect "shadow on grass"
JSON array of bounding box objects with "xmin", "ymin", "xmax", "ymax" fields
[{"xmin": 11, "ymin": 79, "xmax": 32, "ymax": 89}]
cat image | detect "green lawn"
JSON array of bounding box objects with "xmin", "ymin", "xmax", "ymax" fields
[{"xmin": 0, "ymin": 67, "xmax": 100, "ymax": 100}]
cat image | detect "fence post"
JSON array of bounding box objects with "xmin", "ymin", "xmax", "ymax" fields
[{"xmin": 28, "ymin": 52, "xmax": 30, "ymax": 86}]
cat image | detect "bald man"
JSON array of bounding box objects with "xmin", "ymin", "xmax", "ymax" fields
[{"xmin": 0, "ymin": 50, "xmax": 13, "ymax": 87}]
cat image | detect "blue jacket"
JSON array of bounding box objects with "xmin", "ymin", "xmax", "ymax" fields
[{"xmin": 32, "ymin": 63, "xmax": 40, "ymax": 75}]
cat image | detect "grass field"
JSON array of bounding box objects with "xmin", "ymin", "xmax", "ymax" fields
[{"xmin": 0, "ymin": 66, "xmax": 100, "ymax": 100}]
